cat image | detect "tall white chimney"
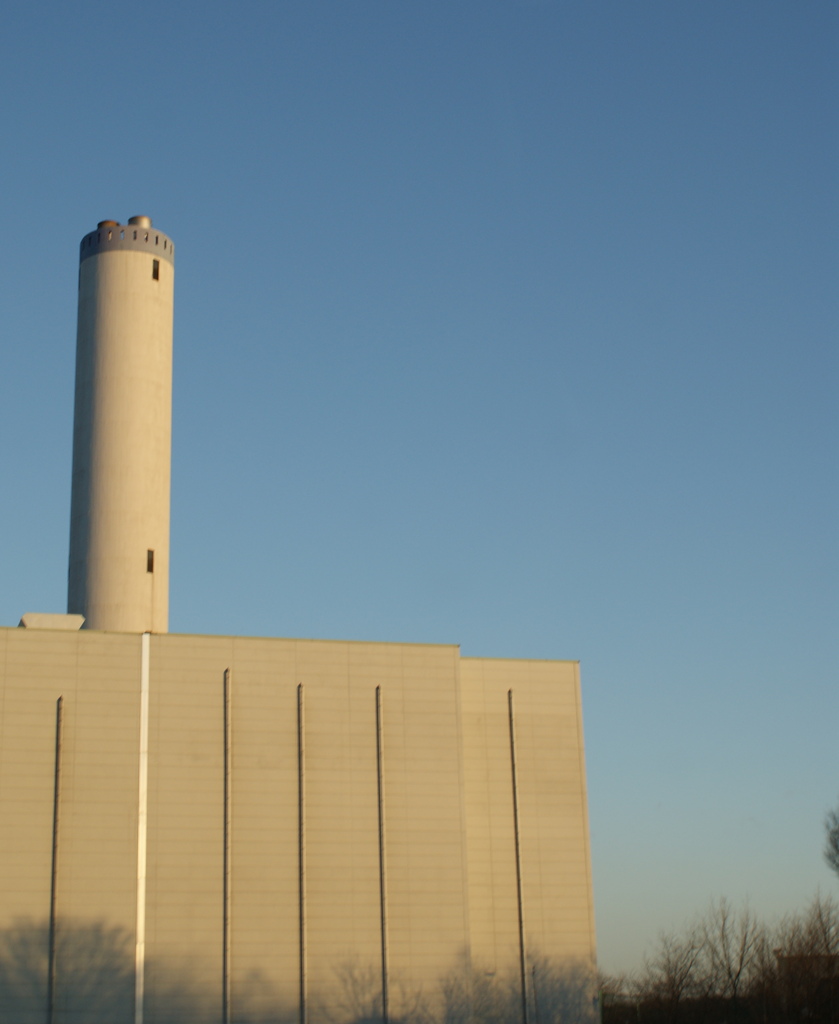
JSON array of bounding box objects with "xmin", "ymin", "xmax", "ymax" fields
[{"xmin": 67, "ymin": 216, "xmax": 175, "ymax": 632}]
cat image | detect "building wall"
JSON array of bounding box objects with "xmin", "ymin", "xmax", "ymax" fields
[
  {"xmin": 0, "ymin": 627, "xmax": 595, "ymax": 1024},
  {"xmin": 460, "ymin": 658, "xmax": 596, "ymax": 969},
  {"xmin": 0, "ymin": 628, "xmax": 142, "ymax": 1022}
]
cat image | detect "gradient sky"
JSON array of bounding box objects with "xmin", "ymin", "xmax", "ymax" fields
[{"xmin": 1, "ymin": 1, "xmax": 836, "ymax": 973}]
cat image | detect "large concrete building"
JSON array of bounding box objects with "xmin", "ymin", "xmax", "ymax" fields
[{"xmin": 0, "ymin": 220, "xmax": 596, "ymax": 1024}]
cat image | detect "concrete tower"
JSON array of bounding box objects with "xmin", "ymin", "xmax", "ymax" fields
[{"xmin": 67, "ymin": 216, "xmax": 175, "ymax": 633}]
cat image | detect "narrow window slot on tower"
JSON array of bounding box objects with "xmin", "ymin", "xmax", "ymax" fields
[
  {"xmin": 147, "ymin": 550, "xmax": 154, "ymax": 573},
  {"xmin": 152, "ymin": 259, "xmax": 160, "ymax": 281}
]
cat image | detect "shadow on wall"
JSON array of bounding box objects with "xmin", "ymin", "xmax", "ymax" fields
[
  {"xmin": 0, "ymin": 920, "xmax": 595, "ymax": 1024},
  {"xmin": 0, "ymin": 919, "xmax": 295, "ymax": 1024},
  {"xmin": 437, "ymin": 951, "xmax": 598, "ymax": 1024},
  {"xmin": 0, "ymin": 919, "xmax": 135, "ymax": 1024}
]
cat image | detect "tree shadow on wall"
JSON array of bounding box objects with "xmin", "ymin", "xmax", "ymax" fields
[
  {"xmin": 438, "ymin": 949, "xmax": 597, "ymax": 1024},
  {"xmin": 321, "ymin": 957, "xmax": 438, "ymax": 1024},
  {"xmin": 324, "ymin": 950, "xmax": 597, "ymax": 1024},
  {"xmin": 0, "ymin": 919, "xmax": 297, "ymax": 1024},
  {"xmin": 0, "ymin": 921, "xmax": 595, "ymax": 1024},
  {"xmin": 527, "ymin": 952, "xmax": 599, "ymax": 1024},
  {"xmin": 0, "ymin": 918, "xmax": 135, "ymax": 1024}
]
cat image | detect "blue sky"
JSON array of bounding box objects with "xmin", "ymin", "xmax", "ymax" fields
[{"xmin": 1, "ymin": 1, "xmax": 836, "ymax": 973}]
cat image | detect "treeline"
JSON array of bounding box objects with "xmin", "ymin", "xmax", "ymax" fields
[{"xmin": 600, "ymin": 893, "xmax": 838, "ymax": 1024}]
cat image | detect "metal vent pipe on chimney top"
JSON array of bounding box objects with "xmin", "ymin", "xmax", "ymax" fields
[{"xmin": 67, "ymin": 217, "xmax": 175, "ymax": 633}]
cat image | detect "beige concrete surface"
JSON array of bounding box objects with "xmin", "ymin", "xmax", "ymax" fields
[
  {"xmin": 67, "ymin": 231, "xmax": 174, "ymax": 634},
  {"xmin": 0, "ymin": 627, "xmax": 595, "ymax": 1023},
  {"xmin": 460, "ymin": 657, "xmax": 597, "ymax": 971}
]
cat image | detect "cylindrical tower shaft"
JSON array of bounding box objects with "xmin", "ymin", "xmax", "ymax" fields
[{"xmin": 67, "ymin": 217, "xmax": 175, "ymax": 633}]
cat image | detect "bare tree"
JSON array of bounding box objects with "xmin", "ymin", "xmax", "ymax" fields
[
  {"xmin": 772, "ymin": 894, "xmax": 839, "ymax": 1024},
  {"xmin": 599, "ymin": 895, "xmax": 839, "ymax": 1024},
  {"xmin": 643, "ymin": 927, "xmax": 702, "ymax": 1020},
  {"xmin": 776, "ymin": 892, "xmax": 839, "ymax": 958},
  {"xmin": 825, "ymin": 802, "xmax": 839, "ymax": 879},
  {"xmin": 699, "ymin": 896, "xmax": 761, "ymax": 1004}
]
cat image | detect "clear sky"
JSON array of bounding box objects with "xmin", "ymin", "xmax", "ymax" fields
[{"xmin": 0, "ymin": 1, "xmax": 836, "ymax": 974}]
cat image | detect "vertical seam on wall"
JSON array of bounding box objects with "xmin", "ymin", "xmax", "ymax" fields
[
  {"xmin": 508, "ymin": 689, "xmax": 529, "ymax": 1024},
  {"xmin": 297, "ymin": 683, "xmax": 307, "ymax": 1024},
  {"xmin": 452, "ymin": 652, "xmax": 474, "ymax": 966},
  {"xmin": 135, "ymin": 633, "xmax": 150, "ymax": 1024},
  {"xmin": 223, "ymin": 668, "xmax": 232, "ymax": 1024},
  {"xmin": 574, "ymin": 661, "xmax": 597, "ymax": 962},
  {"xmin": 375, "ymin": 686, "xmax": 389, "ymax": 1024},
  {"xmin": 47, "ymin": 694, "xmax": 63, "ymax": 1024}
]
